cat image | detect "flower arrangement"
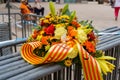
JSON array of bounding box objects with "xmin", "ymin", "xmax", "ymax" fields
[{"xmin": 21, "ymin": 2, "xmax": 116, "ymax": 80}]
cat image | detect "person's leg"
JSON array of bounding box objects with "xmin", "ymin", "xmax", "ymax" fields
[
  {"xmin": 39, "ymin": 7, "xmax": 45, "ymax": 16},
  {"xmin": 34, "ymin": 8, "xmax": 40, "ymax": 15},
  {"xmin": 114, "ymin": 7, "xmax": 119, "ymax": 20}
]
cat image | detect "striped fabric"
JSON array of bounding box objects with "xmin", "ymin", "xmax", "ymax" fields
[
  {"xmin": 75, "ymin": 40, "xmax": 103, "ymax": 80},
  {"xmin": 21, "ymin": 41, "xmax": 73, "ymax": 65},
  {"xmin": 21, "ymin": 41, "xmax": 103, "ymax": 80}
]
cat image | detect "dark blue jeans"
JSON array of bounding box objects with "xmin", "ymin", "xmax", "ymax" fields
[{"xmin": 34, "ymin": 7, "xmax": 44, "ymax": 16}]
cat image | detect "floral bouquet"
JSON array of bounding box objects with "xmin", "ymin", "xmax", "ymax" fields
[{"xmin": 21, "ymin": 2, "xmax": 116, "ymax": 80}]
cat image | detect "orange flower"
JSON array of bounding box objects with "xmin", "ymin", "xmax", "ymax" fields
[
  {"xmin": 32, "ymin": 34, "xmax": 37, "ymax": 39},
  {"xmin": 41, "ymin": 36, "xmax": 49, "ymax": 45},
  {"xmin": 67, "ymin": 26, "xmax": 74, "ymax": 30},
  {"xmin": 32, "ymin": 29, "xmax": 39, "ymax": 39},
  {"xmin": 71, "ymin": 21, "xmax": 80, "ymax": 28},
  {"xmin": 67, "ymin": 26, "xmax": 78, "ymax": 37},
  {"xmin": 69, "ymin": 29, "xmax": 78, "ymax": 37},
  {"xmin": 67, "ymin": 26, "xmax": 77, "ymax": 37},
  {"xmin": 84, "ymin": 41, "xmax": 96, "ymax": 53},
  {"xmin": 33, "ymin": 29, "xmax": 38, "ymax": 34},
  {"xmin": 67, "ymin": 26, "xmax": 74, "ymax": 33}
]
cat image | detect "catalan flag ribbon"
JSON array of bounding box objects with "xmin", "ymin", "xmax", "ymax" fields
[
  {"xmin": 21, "ymin": 41, "xmax": 43, "ymax": 64},
  {"xmin": 21, "ymin": 41, "xmax": 73, "ymax": 65},
  {"xmin": 21, "ymin": 41, "xmax": 103, "ymax": 80},
  {"xmin": 75, "ymin": 40, "xmax": 103, "ymax": 80}
]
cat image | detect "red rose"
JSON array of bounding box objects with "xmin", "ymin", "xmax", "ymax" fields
[{"xmin": 44, "ymin": 24, "xmax": 55, "ymax": 35}]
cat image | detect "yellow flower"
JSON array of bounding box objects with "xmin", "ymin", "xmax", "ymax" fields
[
  {"xmin": 58, "ymin": 16, "xmax": 62, "ymax": 20},
  {"xmin": 45, "ymin": 15, "xmax": 51, "ymax": 18},
  {"xmin": 61, "ymin": 15, "xmax": 69, "ymax": 19},
  {"xmin": 43, "ymin": 19, "xmax": 50, "ymax": 24},
  {"xmin": 54, "ymin": 27, "xmax": 67, "ymax": 39},
  {"xmin": 55, "ymin": 24, "xmax": 65, "ymax": 28},
  {"xmin": 49, "ymin": 17, "xmax": 54, "ymax": 22},
  {"xmin": 56, "ymin": 16, "xmax": 59, "ymax": 20},
  {"xmin": 64, "ymin": 59, "xmax": 72, "ymax": 67},
  {"xmin": 36, "ymin": 35, "xmax": 42, "ymax": 41},
  {"xmin": 81, "ymin": 25, "xmax": 92, "ymax": 34},
  {"xmin": 40, "ymin": 31, "xmax": 44, "ymax": 35},
  {"xmin": 67, "ymin": 44, "xmax": 78, "ymax": 58},
  {"xmin": 40, "ymin": 18, "xmax": 44, "ymax": 21},
  {"xmin": 75, "ymin": 27, "xmax": 87, "ymax": 44}
]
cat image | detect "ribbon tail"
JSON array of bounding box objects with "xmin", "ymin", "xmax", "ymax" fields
[{"xmin": 75, "ymin": 40, "xmax": 103, "ymax": 80}]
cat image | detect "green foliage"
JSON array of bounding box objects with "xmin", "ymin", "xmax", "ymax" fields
[
  {"xmin": 49, "ymin": 1, "xmax": 56, "ymax": 16},
  {"xmin": 33, "ymin": 46, "xmax": 47, "ymax": 57},
  {"xmin": 94, "ymin": 50, "xmax": 104, "ymax": 58},
  {"xmin": 79, "ymin": 20, "xmax": 99, "ymax": 34},
  {"xmin": 33, "ymin": 25, "xmax": 42, "ymax": 31},
  {"xmin": 72, "ymin": 55, "xmax": 80, "ymax": 64},
  {"xmin": 69, "ymin": 11, "xmax": 76, "ymax": 23},
  {"xmin": 62, "ymin": 4, "xmax": 69, "ymax": 15}
]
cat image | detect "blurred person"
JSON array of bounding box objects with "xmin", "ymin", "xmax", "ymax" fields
[
  {"xmin": 19, "ymin": 0, "xmax": 37, "ymax": 24},
  {"xmin": 110, "ymin": 0, "xmax": 114, "ymax": 7},
  {"xmin": 104, "ymin": 0, "xmax": 109, "ymax": 3},
  {"xmin": 114, "ymin": 0, "xmax": 120, "ymax": 21},
  {"xmin": 20, "ymin": 0, "xmax": 35, "ymax": 20},
  {"xmin": 33, "ymin": 0, "xmax": 45, "ymax": 16},
  {"xmin": 26, "ymin": 2, "xmax": 34, "ymax": 13},
  {"xmin": 20, "ymin": 0, "xmax": 31, "ymax": 15}
]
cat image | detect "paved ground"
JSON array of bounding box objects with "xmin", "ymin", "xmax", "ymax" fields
[{"xmin": 0, "ymin": 1, "xmax": 120, "ymax": 31}]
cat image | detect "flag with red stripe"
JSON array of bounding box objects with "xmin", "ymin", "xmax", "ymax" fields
[
  {"xmin": 75, "ymin": 40, "xmax": 103, "ymax": 80},
  {"xmin": 21, "ymin": 42, "xmax": 73, "ymax": 65}
]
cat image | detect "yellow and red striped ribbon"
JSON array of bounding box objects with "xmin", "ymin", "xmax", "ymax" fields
[
  {"xmin": 21, "ymin": 41, "xmax": 44, "ymax": 64},
  {"xmin": 21, "ymin": 41, "xmax": 73, "ymax": 65},
  {"xmin": 75, "ymin": 40, "xmax": 103, "ymax": 80},
  {"xmin": 21, "ymin": 40, "xmax": 103, "ymax": 80}
]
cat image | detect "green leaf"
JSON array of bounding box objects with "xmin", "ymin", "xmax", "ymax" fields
[
  {"xmin": 49, "ymin": 1, "xmax": 56, "ymax": 16},
  {"xmin": 62, "ymin": 4, "xmax": 69, "ymax": 15},
  {"xmin": 69, "ymin": 11, "xmax": 76, "ymax": 23}
]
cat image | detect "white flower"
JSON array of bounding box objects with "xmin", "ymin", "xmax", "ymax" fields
[{"xmin": 54, "ymin": 27, "xmax": 67, "ymax": 39}]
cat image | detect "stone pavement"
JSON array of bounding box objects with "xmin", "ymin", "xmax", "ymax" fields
[{"xmin": 0, "ymin": 1, "xmax": 120, "ymax": 31}]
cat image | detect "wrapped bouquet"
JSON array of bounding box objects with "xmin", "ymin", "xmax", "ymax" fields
[{"xmin": 21, "ymin": 2, "xmax": 116, "ymax": 80}]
